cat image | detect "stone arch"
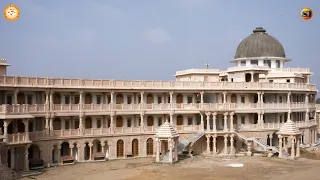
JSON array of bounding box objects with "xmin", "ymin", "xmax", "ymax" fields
[
  {"xmin": 132, "ymin": 139, "xmax": 139, "ymax": 157},
  {"xmin": 116, "ymin": 94, "xmax": 123, "ymax": 104},
  {"xmin": 85, "ymin": 117, "xmax": 92, "ymax": 129},
  {"xmin": 84, "ymin": 93, "xmax": 92, "ymax": 104},
  {"xmin": 146, "ymin": 93, "xmax": 154, "ymax": 104},
  {"xmin": 28, "ymin": 144, "xmax": 41, "ymax": 161},
  {"xmin": 253, "ymin": 114, "xmax": 258, "ymax": 124},
  {"xmin": 146, "ymin": 138, "xmax": 154, "ymax": 156},
  {"xmin": 147, "ymin": 116, "xmax": 154, "ymax": 126},
  {"xmin": 231, "ymin": 94, "xmax": 237, "ymax": 103},
  {"xmin": 53, "ymin": 92, "xmax": 61, "ymax": 104},
  {"xmin": 53, "ymin": 118, "xmax": 61, "ymax": 130},
  {"xmin": 245, "ymin": 73, "xmax": 251, "ymax": 82},
  {"xmin": 116, "ymin": 116, "xmax": 123, "ymax": 127},
  {"xmin": 92, "ymin": 139, "xmax": 102, "ymax": 153},
  {"xmin": 60, "ymin": 141, "xmax": 70, "ymax": 156},
  {"xmin": 17, "ymin": 92, "xmax": 25, "ymax": 104},
  {"xmin": 176, "ymin": 94, "xmax": 183, "ymax": 104},
  {"xmin": 177, "ymin": 115, "xmax": 183, "ymax": 126},
  {"xmin": 117, "ymin": 139, "xmax": 124, "ymax": 158}
]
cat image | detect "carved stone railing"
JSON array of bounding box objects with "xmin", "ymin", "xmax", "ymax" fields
[
  {"xmin": 0, "ymin": 103, "xmax": 315, "ymax": 115},
  {"xmin": 238, "ymin": 120, "xmax": 317, "ymax": 131},
  {"xmin": 273, "ymin": 68, "xmax": 310, "ymax": 73},
  {"xmin": 0, "ymin": 76, "xmax": 316, "ymax": 91},
  {"xmin": 7, "ymin": 133, "xmax": 27, "ymax": 143}
]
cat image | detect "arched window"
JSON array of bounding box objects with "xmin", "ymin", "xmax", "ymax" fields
[
  {"xmin": 147, "ymin": 116, "xmax": 154, "ymax": 126},
  {"xmin": 116, "ymin": 116, "xmax": 123, "ymax": 127},
  {"xmin": 53, "ymin": 118, "xmax": 61, "ymax": 130},
  {"xmin": 147, "ymin": 93, "xmax": 154, "ymax": 104},
  {"xmin": 116, "ymin": 94, "xmax": 123, "ymax": 104},
  {"xmin": 146, "ymin": 138, "xmax": 153, "ymax": 155},
  {"xmin": 85, "ymin": 93, "xmax": 92, "ymax": 104},
  {"xmin": 85, "ymin": 117, "xmax": 92, "ymax": 129},
  {"xmin": 117, "ymin": 140, "xmax": 124, "ymax": 158},
  {"xmin": 231, "ymin": 94, "xmax": 237, "ymax": 103},
  {"xmin": 177, "ymin": 115, "xmax": 183, "ymax": 125},
  {"xmin": 132, "ymin": 139, "xmax": 139, "ymax": 157},
  {"xmin": 53, "ymin": 93, "xmax": 61, "ymax": 104},
  {"xmin": 176, "ymin": 94, "xmax": 183, "ymax": 104}
]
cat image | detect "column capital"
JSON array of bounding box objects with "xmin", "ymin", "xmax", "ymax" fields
[
  {"xmin": 257, "ymin": 92, "xmax": 261, "ymax": 95},
  {"xmin": 223, "ymin": 112, "xmax": 228, "ymax": 116},
  {"xmin": 88, "ymin": 142, "xmax": 93, "ymax": 147},
  {"xmin": 200, "ymin": 91, "xmax": 204, "ymax": 95},
  {"xmin": 140, "ymin": 111, "xmax": 145, "ymax": 116},
  {"xmin": 278, "ymin": 134, "xmax": 282, "ymax": 139},
  {"xmin": 110, "ymin": 111, "xmax": 115, "ymax": 117},
  {"xmin": 140, "ymin": 91, "xmax": 144, "ymax": 95},
  {"xmin": 229, "ymin": 112, "xmax": 234, "ymax": 116},
  {"xmin": 69, "ymin": 144, "xmax": 74, "ymax": 149},
  {"xmin": 205, "ymin": 112, "xmax": 211, "ymax": 116},
  {"xmin": 223, "ymin": 91, "xmax": 227, "ymax": 95},
  {"xmin": 169, "ymin": 91, "xmax": 173, "ymax": 95},
  {"xmin": 101, "ymin": 142, "xmax": 106, "ymax": 147},
  {"xmin": 212, "ymin": 134, "xmax": 217, "ymax": 138},
  {"xmin": 212, "ymin": 112, "xmax": 217, "ymax": 116},
  {"xmin": 169, "ymin": 111, "xmax": 174, "ymax": 116},
  {"xmin": 22, "ymin": 119, "xmax": 29, "ymax": 125},
  {"xmin": 224, "ymin": 134, "xmax": 228, "ymax": 138},
  {"xmin": 79, "ymin": 90, "xmax": 84, "ymax": 94}
]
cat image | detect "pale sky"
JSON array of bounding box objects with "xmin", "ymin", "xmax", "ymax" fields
[{"xmin": 0, "ymin": 0, "xmax": 319, "ymax": 86}]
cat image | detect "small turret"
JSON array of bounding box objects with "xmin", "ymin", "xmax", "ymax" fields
[{"xmin": 0, "ymin": 58, "xmax": 10, "ymax": 76}]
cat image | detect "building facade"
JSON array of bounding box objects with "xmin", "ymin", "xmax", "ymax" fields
[{"xmin": 0, "ymin": 27, "xmax": 318, "ymax": 170}]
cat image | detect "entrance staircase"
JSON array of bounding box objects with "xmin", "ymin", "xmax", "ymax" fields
[
  {"xmin": 160, "ymin": 131, "xmax": 205, "ymax": 162},
  {"xmin": 234, "ymin": 132, "xmax": 289, "ymax": 157},
  {"xmin": 177, "ymin": 131, "xmax": 205, "ymax": 153}
]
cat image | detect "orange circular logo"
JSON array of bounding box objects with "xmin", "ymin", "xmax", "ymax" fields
[{"xmin": 3, "ymin": 4, "xmax": 20, "ymax": 21}]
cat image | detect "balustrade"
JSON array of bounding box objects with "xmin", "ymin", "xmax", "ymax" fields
[{"xmin": 0, "ymin": 76, "xmax": 316, "ymax": 90}]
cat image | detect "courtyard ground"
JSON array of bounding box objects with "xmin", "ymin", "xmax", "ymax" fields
[{"xmin": 20, "ymin": 154, "xmax": 320, "ymax": 180}]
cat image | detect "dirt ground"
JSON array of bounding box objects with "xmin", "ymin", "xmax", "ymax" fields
[{"xmin": 20, "ymin": 154, "xmax": 320, "ymax": 180}]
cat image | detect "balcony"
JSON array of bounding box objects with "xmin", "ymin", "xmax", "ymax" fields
[
  {"xmin": 0, "ymin": 103, "xmax": 314, "ymax": 116},
  {"xmin": 0, "ymin": 76, "xmax": 316, "ymax": 91}
]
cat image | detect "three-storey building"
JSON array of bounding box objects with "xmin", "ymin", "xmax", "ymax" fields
[{"xmin": 0, "ymin": 27, "xmax": 318, "ymax": 170}]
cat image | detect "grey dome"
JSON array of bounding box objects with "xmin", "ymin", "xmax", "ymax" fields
[{"xmin": 234, "ymin": 27, "xmax": 286, "ymax": 59}]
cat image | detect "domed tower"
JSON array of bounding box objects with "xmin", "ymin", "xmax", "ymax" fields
[{"xmin": 231, "ymin": 27, "xmax": 291, "ymax": 68}]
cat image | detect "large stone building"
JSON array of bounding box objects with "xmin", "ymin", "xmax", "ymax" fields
[{"xmin": 0, "ymin": 27, "xmax": 318, "ymax": 171}]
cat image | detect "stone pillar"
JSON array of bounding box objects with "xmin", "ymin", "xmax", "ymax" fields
[
  {"xmin": 23, "ymin": 119, "xmax": 29, "ymax": 141},
  {"xmin": 305, "ymin": 110, "xmax": 309, "ymax": 122},
  {"xmin": 57, "ymin": 145, "xmax": 61, "ymax": 164},
  {"xmin": 291, "ymin": 136, "xmax": 295, "ymax": 160},
  {"xmin": 140, "ymin": 113, "xmax": 145, "ymax": 132},
  {"xmin": 223, "ymin": 92, "xmax": 227, "ymax": 103},
  {"xmin": 140, "ymin": 91, "xmax": 144, "ymax": 104},
  {"xmin": 213, "ymin": 134, "xmax": 217, "ymax": 155},
  {"xmin": 10, "ymin": 148, "xmax": 15, "ymax": 170},
  {"xmin": 212, "ymin": 112, "xmax": 217, "ymax": 132},
  {"xmin": 287, "ymin": 92, "xmax": 291, "ymax": 107},
  {"xmin": 261, "ymin": 92, "xmax": 264, "ymax": 104},
  {"xmin": 69, "ymin": 144, "xmax": 74, "ymax": 157},
  {"xmin": 110, "ymin": 112, "xmax": 115, "ymax": 133},
  {"xmin": 45, "ymin": 90, "xmax": 49, "ymax": 110},
  {"xmin": 269, "ymin": 135, "xmax": 273, "ymax": 146},
  {"xmin": 257, "ymin": 92, "xmax": 261, "ymax": 105},
  {"xmin": 110, "ymin": 92, "xmax": 114, "ymax": 104},
  {"xmin": 305, "ymin": 93, "xmax": 309, "ymax": 104},
  {"xmin": 250, "ymin": 72, "xmax": 254, "ymax": 82},
  {"xmin": 101, "ymin": 142, "xmax": 105, "ymax": 155},
  {"xmin": 14, "ymin": 89, "xmax": 18, "ymax": 104},
  {"xmin": 79, "ymin": 115, "xmax": 84, "ymax": 135},
  {"xmin": 230, "ymin": 112, "xmax": 234, "ymax": 132},
  {"xmin": 206, "ymin": 135, "xmax": 210, "ymax": 155},
  {"xmin": 89, "ymin": 143, "xmax": 93, "ymax": 161},
  {"xmin": 230, "ymin": 134, "xmax": 235, "ymax": 155},
  {"xmin": 3, "ymin": 120, "xmax": 9, "ymax": 142},
  {"xmin": 77, "ymin": 145, "xmax": 81, "ymax": 162},
  {"xmin": 260, "ymin": 112, "xmax": 264, "ymax": 128},
  {"xmin": 45, "ymin": 116, "xmax": 49, "ymax": 136},
  {"xmin": 49, "ymin": 91, "xmax": 53, "ymax": 110},
  {"xmin": 247, "ymin": 140, "xmax": 252, "ymax": 156},
  {"xmin": 284, "ymin": 137, "xmax": 288, "ymax": 152},
  {"xmin": 200, "ymin": 113, "xmax": 204, "ymax": 131},
  {"xmin": 169, "ymin": 92, "xmax": 173, "ymax": 105},
  {"xmin": 223, "ymin": 112, "xmax": 228, "ymax": 131},
  {"xmin": 174, "ymin": 139, "xmax": 178, "ymax": 161},
  {"xmin": 296, "ymin": 136, "xmax": 300, "ymax": 157},
  {"xmin": 278, "ymin": 135, "xmax": 283, "ymax": 158},
  {"xmin": 168, "ymin": 138, "xmax": 173, "ymax": 163},
  {"xmin": 200, "ymin": 91, "xmax": 204, "ymax": 108},
  {"xmin": 206, "ymin": 112, "xmax": 210, "ymax": 131},
  {"xmin": 156, "ymin": 138, "xmax": 160, "ymax": 162},
  {"xmin": 49, "ymin": 117, "xmax": 54, "ymax": 136},
  {"xmin": 169, "ymin": 111, "xmax": 174, "ymax": 126},
  {"xmin": 24, "ymin": 144, "xmax": 30, "ymax": 171},
  {"xmin": 223, "ymin": 134, "xmax": 228, "ymax": 154}
]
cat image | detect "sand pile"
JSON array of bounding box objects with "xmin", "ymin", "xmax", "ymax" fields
[{"xmin": 300, "ymin": 148, "xmax": 320, "ymax": 160}]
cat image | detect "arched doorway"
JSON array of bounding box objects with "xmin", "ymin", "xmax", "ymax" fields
[
  {"xmin": 117, "ymin": 140, "xmax": 124, "ymax": 158},
  {"xmin": 253, "ymin": 114, "xmax": 258, "ymax": 124},
  {"xmin": 53, "ymin": 93, "xmax": 61, "ymax": 104},
  {"xmin": 132, "ymin": 139, "xmax": 139, "ymax": 157},
  {"xmin": 116, "ymin": 116, "xmax": 123, "ymax": 127},
  {"xmin": 85, "ymin": 117, "xmax": 92, "ymax": 129},
  {"xmin": 177, "ymin": 115, "xmax": 183, "ymax": 125},
  {"xmin": 146, "ymin": 138, "xmax": 153, "ymax": 156},
  {"xmin": 209, "ymin": 136, "xmax": 213, "ymax": 152},
  {"xmin": 116, "ymin": 94, "xmax": 123, "ymax": 104},
  {"xmin": 28, "ymin": 144, "xmax": 41, "ymax": 161},
  {"xmin": 60, "ymin": 142, "xmax": 70, "ymax": 157},
  {"xmin": 17, "ymin": 93, "xmax": 25, "ymax": 104},
  {"xmin": 84, "ymin": 143, "xmax": 90, "ymax": 160},
  {"xmin": 253, "ymin": 94, "xmax": 258, "ymax": 103},
  {"xmin": 93, "ymin": 139, "xmax": 102, "ymax": 153},
  {"xmin": 146, "ymin": 94, "xmax": 153, "ymax": 104},
  {"xmin": 85, "ymin": 93, "xmax": 92, "ymax": 104},
  {"xmin": 231, "ymin": 94, "xmax": 237, "ymax": 103},
  {"xmin": 53, "ymin": 118, "xmax": 61, "ymax": 130},
  {"xmin": 147, "ymin": 116, "xmax": 154, "ymax": 126},
  {"xmin": 245, "ymin": 73, "xmax": 251, "ymax": 82},
  {"xmin": 176, "ymin": 94, "xmax": 183, "ymax": 104}
]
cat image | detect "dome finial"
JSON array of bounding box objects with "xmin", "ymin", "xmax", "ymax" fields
[{"xmin": 253, "ymin": 27, "xmax": 266, "ymax": 33}]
